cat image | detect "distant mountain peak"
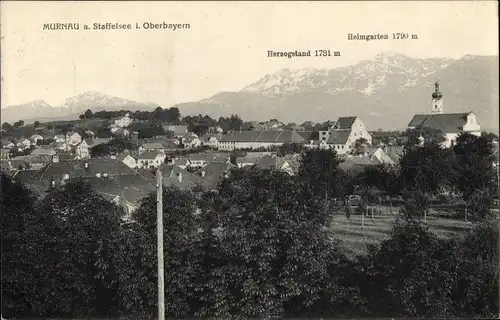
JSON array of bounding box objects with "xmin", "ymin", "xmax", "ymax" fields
[{"xmin": 374, "ymin": 51, "xmax": 408, "ymax": 59}]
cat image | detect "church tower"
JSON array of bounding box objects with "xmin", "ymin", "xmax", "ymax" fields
[{"xmin": 431, "ymin": 81, "xmax": 444, "ymax": 114}]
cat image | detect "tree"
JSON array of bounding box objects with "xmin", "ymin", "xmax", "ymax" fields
[
  {"xmin": 213, "ymin": 168, "xmax": 344, "ymax": 318},
  {"xmin": 481, "ymin": 131, "xmax": 499, "ymax": 143},
  {"xmin": 36, "ymin": 180, "xmax": 123, "ymax": 318},
  {"xmin": 360, "ymin": 221, "xmax": 455, "ymax": 318},
  {"xmin": 84, "ymin": 109, "xmax": 94, "ymax": 119},
  {"xmin": 453, "ymin": 133, "xmax": 495, "ymax": 220},
  {"xmin": 79, "ymin": 114, "xmax": 85, "ymax": 119},
  {"xmin": 1, "ymin": 173, "xmax": 52, "ymax": 318},
  {"xmin": 353, "ymin": 138, "xmax": 369, "ymax": 155},
  {"xmin": 2, "ymin": 122, "xmax": 14, "ymax": 132},
  {"xmin": 33, "ymin": 121, "xmax": 40, "ymax": 128},
  {"xmin": 298, "ymin": 148, "xmax": 343, "ymax": 200},
  {"xmin": 399, "ymin": 142, "xmax": 455, "ymax": 194},
  {"xmin": 13, "ymin": 120, "xmax": 25, "ymax": 128},
  {"xmin": 119, "ymin": 187, "xmax": 200, "ymax": 318},
  {"xmin": 129, "ymin": 123, "xmax": 165, "ymax": 139},
  {"xmin": 404, "ymin": 126, "xmax": 446, "ymax": 146}
]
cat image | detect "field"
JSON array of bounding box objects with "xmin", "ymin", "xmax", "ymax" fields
[{"xmin": 326, "ymin": 205, "xmax": 475, "ymax": 258}]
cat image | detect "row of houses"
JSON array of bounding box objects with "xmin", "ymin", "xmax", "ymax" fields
[{"xmin": 216, "ymin": 116, "xmax": 372, "ymax": 153}]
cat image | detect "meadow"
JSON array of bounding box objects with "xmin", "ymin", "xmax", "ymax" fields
[{"xmin": 327, "ymin": 205, "xmax": 476, "ymax": 257}]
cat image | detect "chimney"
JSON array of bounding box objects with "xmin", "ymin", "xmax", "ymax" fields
[
  {"xmin": 177, "ymin": 172, "xmax": 183, "ymax": 182},
  {"xmin": 52, "ymin": 155, "xmax": 59, "ymax": 163},
  {"xmin": 201, "ymin": 170, "xmax": 206, "ymax": 178}
]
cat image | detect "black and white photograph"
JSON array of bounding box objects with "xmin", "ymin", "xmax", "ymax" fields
[{"xmin": 1, "ymin": 1, "xmax": 499, "ymax": 319}]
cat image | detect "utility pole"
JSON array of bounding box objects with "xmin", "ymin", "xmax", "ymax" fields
[{"xmin": 156, "ymin": 169, "xmax": 165, "ymax": 320}]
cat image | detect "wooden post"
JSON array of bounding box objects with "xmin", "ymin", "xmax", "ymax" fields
[
  {"xmin": 361, "ymin": 205, "xmax": 365, "ymax": 229},
  {"xmin": 156, "ymin": 169, "xmax": 165, "ymax": 320},
  {"xmin": 465, "ymin": 202, "xmax": 468, "ymax": 222}
]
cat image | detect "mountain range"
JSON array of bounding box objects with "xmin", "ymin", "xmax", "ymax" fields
[
  {"xmin": 2, "ymin": 51, "xmax": 498, "ymax": 130},
  {"xmin": 1, "ymin": 91, "xmax": 159, "ymax": 124}
]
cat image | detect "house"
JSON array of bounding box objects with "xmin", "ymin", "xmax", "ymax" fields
[
  {"xmin": 186, "ymin": 153, "xmax": 227, "ymax": 169},
  {"xmin": 316, "ymin": 117, "xmax": 372, "ymax": 154},
  {"xmin": 210, "ymin": 126, "xmax": 224, "ymax": 134},
  {"xmin": 235, "ymin": 156, "xmax": 259, "ymax": 168},
  {"xmin": 179, "ymin": 132, "xmax": 197, "ymax": 149},
  {"xmin": 255, "ymin": 155, "xmax": 295, "ymax": 175},
  {"xmin": 31, "ymin": 145, "xmax": 56, "ymax": 156},
  {"xmin": 85, "ymin": 130, "xmax": 96, "ymax": 137},
  {"xmin": 168, "ymin": 158, "xmax": 190, "ymax": 170},
  {"xmin": 359, "ymin": 146, "xmax": 396, "ymax": 165},
  {"xmin": 183, "ymin": 136, "xmax": 202, "ymax": 149},
  {"xmin": 12, "ymin": 155, "xmax": 53, "ymax": 170},
  {"xmin": 66, "ymin": 131, "xmax": 82, "ymax": 145},
  {"xmin": 193, "ymin": 161, "xmax": 236, "ymax": 190},
  {"xmin": 111, "ymin": 127, "xmax": 130, "ymax": 137},
  {"xmin": 137, "ymin": 151, "xmax": 166, "ymax": 169},
  {"xmin": 54, "ymin": 151, "xmax": 78, "ymax": 162},
  {"xmin": 382, "ymin": 145, "xmax": 405, "ymax": 164},
  {"xmin": 16, "ymin": 158, "xmax": 156, "ymax": 218},
  {"xmin": 53, "ymin": 142, "xmax": 72, "ymax": 152},
  {"xmin": 218, "ymin": 130, "xmax": 307, "ymax": 151},
  {"xmin": 116, "ymin": 154, "xmax": 137, "ymax": 169},
  {"xmin": 85, "ymin": 137, "xmax": 112, "ymax": 149},
  {"xmin": 114, "ymin": 113, "xmax": 133, "ymax": 128},
  {"xmin": 160, "ymin": 164, "xmax": 205, "ymax": 190},
  {"xmin": 54, "ymin": 135, "xmax": 66, "ymax": 143},
  {"xmin": 139, "ymin": 142, "xmax": 165, "ymax": 155},
  {"xmin": 141, "ymin": 138, "xmax": 178, "ymax": 152},
  {"xmin": 17, "ymin": 139, "xmax": 32, "ymax": 149},
  {"xmin": 4, "ymin": 141, "xmax": 16, "ymax": 149},
  {"xmin": 339, "ymin": 155, "xmax": 383, "ymax": 174},
  {"xmin": 30, "ymin": 134, "xmax": 44, "ymax": 145},
  {"xmin": 163, "ymin": 124, "xmax": 188, "ymax": 136},
  {"xmin": 187, "ymin": 154, "xmax": 209, "ymax": 168},
  {"xmin": 75, "ymin": 140, "xmax": 90, "ymax": 159},
  {"xmin": 408, "ymin": 82, "xmax": 481, "ymax": 148},
  {"xmin": 200, "ymin": 134, "xmax": 223, "ymax": 149},
  {"xmin": 1, "ymin": 148, "xmax": 11, "ymax": 160},
  {"xmin": 2, "ymin": 159, "xmax": 31, "ymax": 172}
]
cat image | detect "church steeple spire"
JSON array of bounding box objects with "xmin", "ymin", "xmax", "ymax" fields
[{"xmin": 431, "ymin": 81, "xmax": 444, "ymax": 114}]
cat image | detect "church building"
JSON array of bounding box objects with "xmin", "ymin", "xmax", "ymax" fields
[{"xmin": 408, "ymin": 82, "xmax": 481, "ymax": 148}]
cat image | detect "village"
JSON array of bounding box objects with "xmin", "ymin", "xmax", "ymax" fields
[{"xmin": 0, "ymin": 82, "xmax": 497, "ymax": 219}]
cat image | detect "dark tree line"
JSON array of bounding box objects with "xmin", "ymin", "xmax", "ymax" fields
[{"xmin": 79, "ymin": 107, "xmax": 182, "ymax": 124}]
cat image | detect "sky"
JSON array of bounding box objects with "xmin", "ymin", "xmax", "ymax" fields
[{"xmin": 1, "ymin": 1, "xmax": 498, "ymax": 108}]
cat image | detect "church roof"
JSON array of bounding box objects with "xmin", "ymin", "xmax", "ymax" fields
[{"xmin": 408, "ymin": 113, "xmax": 473, "ymax": 133}]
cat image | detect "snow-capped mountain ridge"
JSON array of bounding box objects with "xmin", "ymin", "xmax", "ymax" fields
[{"xmin": 244, "ymin": 52, "xmax": 455, "ymax": 96}]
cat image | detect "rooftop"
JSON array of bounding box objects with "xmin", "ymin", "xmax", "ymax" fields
[{"xmin": 408, "ymin": 112, "xmax": 472, "ymax": 133}]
